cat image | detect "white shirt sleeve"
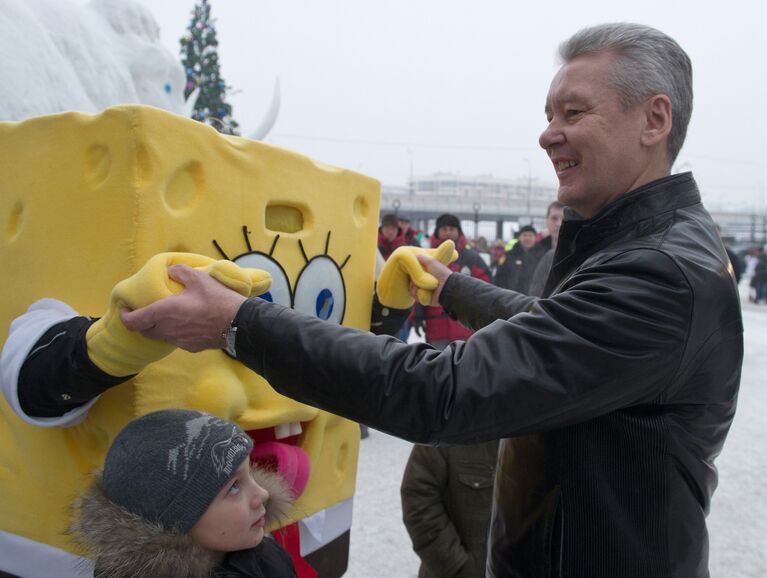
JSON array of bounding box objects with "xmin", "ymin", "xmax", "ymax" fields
[{"xmin": 1, "ymin": 298, "xmax": 99, "ymax": 428}]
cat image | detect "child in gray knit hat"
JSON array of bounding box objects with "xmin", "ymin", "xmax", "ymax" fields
[{"xmin": 69, "ymin": 409, "xmax": 296, "ymax": 578}]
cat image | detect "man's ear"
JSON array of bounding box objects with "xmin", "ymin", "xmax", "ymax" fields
[{"xmin": 641, "ymin": 94, "xmax": 672, "ymax": 148}]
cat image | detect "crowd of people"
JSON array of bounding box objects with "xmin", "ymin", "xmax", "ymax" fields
[
  {"xmin": 383, "ymin": 206, "xmax": 766, "ymax": 307},
  {"xmin": 378, "ymin": 200, "xmax": 566, "ymax": 303}
]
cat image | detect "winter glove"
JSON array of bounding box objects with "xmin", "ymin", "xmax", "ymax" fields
[
  {"xmin": 377, "ymin": 241, "xmax": 458, "ymax": 309},
  {"xmin": 86, "ymin": 253, "xmax": 271, "ymax": 376},
  {"xmin": 370, "ymin": 293, "xmax": 410, "ymax": 337}
]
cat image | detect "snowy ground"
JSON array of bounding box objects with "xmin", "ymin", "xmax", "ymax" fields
[
  {"xmin": 347, "ymin": 301, "xmax": 767, "ymax": 577},
  {"xmin": 708, "ymin": 302, "xmax": 767, "ymax": 576}
]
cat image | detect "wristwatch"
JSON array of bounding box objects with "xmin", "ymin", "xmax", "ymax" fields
[{"xmin": 222, "ymin": 321, "xmax": 238, "ymax": 358}]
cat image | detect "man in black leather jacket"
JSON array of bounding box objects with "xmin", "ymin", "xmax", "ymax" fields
[{"xmin": 118, "ymin": 23, "xmax": 743, "ymax": 578}]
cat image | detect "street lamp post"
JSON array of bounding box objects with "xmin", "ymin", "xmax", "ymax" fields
[
  {"xmin": 473, "ymin": 202, "xmax": 481, "ymax": 241},
  {"xmin": 407, "ymin": 148, "xmax": 414, "ymax": 195},
  {"xmin": 523, "ymin": 158, "xmax": 532, "ymax": 223}
]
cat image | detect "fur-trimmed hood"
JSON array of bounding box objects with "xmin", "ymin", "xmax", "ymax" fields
[{"xmin": 69, "ymin": 465, "xmax": 294, "ymax": 578}]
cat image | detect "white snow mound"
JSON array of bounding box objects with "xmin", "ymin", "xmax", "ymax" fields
[{"xmin": 0, "ymin": 0, "xmax": 186, "ymax": 121}]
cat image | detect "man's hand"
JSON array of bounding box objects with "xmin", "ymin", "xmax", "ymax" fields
[
  {"xmin": 410, "ymin": 254, "xmax": 453, "ymax": 307},
  {"xmin": 86, "ymin": 253, "xmax": 269, "ymax": 375},
  {"xmin": 120, "ymin": 264, "xmax": 248, "ymax": 353}
]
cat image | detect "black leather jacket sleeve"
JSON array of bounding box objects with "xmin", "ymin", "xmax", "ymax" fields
[
  {"xmin": 439, "ymin": 273, "xmax": 537, "ymax": 329},
  {"xmin": 233, "ymin": 247, "xmax": 691, "ymax": 445}
]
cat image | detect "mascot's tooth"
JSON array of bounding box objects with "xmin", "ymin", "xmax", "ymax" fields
[
  {"xmin": 275, "ymin": 423, "xmax": 291, "ymax": 439},
  {"xmin": 274, "ymin": 422, "xmax": 303, "ymax": 439}
]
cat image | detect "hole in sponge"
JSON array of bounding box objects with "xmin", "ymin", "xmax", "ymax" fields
[{"xmin": 265, "ymin": 204, "xmax": 306, "ymax": 234}]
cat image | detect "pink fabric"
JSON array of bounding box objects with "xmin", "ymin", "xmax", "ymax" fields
[{"xmin": 251, "ymin": 441, "xmax": 311, "ymax": 499}]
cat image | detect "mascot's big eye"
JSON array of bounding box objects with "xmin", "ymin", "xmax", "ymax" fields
[
  {"xmin": 233, "ymin": 253, "xmax": 292, "ymax": 307},
  {"xmin": 293, "ymin": 256, "xmax": 346, "ymax": 324}
]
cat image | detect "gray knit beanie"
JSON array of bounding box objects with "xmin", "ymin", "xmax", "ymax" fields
[{"xmin": 102, "ymin": 409, "xmax": 253, "ymax": 533}]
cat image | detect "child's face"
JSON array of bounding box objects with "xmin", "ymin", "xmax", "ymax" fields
[{"xmin": 189, "ymin": 457, "xmax": 269, "ymax": 554}]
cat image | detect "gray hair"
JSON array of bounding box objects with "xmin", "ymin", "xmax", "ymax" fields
[{"xmin": 559, "ymin": 23, "xmax": 692, "ymax": 164}]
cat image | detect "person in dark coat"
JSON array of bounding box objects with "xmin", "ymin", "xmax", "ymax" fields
[
  {"xmin": 750, "ymin": 249, "xmax": 767, "ymax": 303},
  {"xmin": 528, "ymin": 201, "xmax": 566, "ymax": 297},
  {"xmin": 492, "ymin": 225, "xmax": 544, "ymax": 294},
  {"xmin": 69, "ymin": 24, "xmax": 742, "ymax": 578},
  {"xmin": 401, "ymin": 441, "xmax": 499, "ymax": 578}
]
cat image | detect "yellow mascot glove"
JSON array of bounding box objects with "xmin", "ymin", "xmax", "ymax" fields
[
  {"xmin": 376, "ymin": 241, "xmax": 458, "ymax": 309},
  {"xmin": 86, "ymin": 253, "xmax": 271, "ymax": 376}
]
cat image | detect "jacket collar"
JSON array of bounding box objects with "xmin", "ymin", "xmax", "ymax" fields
[
  {"xmin": 560, "ymin": 172, "xmax": 700, "ymax": 246},
  {"xmin": 543, "ymin": 172, "xmax": 700, "ymax": 297}
]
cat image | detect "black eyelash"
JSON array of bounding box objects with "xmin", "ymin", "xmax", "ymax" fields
[
  {"xmin": 242, "ymin": 225, "xmax": 253, "ymax": 252},
  {"xmin": 298, "ymin": 239, "xmax": 309, "ymax": 264},
  {"xmin": 268, "ymin": 235, "xmax": 280, "ymax": 257},
  {"xmin": 212, "ymin": 240, "xmax": 229, "ymax": 260},
  {"xmin": 218, "ymin": 227, "xmax": 349, "ymax": 271}
]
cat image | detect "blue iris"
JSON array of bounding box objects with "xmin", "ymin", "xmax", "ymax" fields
[
  {"xmin": 258, "ymin": 291, "xmax": 273, "ymax": 302},
  {"xmin": 316, "ymin": 289, "xmax": 334, "ymax": 320},
  {"xmin": 164, "ymin": 83, "xmax": 172, "ymax": 94}
]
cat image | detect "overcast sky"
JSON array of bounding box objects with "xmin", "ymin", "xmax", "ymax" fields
[{"xmin": 142, "ymin": 0, "xmax": 766, "ymax": 211}]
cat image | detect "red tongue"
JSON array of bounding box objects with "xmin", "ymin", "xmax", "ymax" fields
[{"xmin": 250, "ymin": 441, "xmax": 311, "ymax": 498}]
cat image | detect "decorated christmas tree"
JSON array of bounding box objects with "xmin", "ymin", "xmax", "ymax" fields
[{"xmin": 180, "ymin": 0, "xmax": 239, "ymax": 135}]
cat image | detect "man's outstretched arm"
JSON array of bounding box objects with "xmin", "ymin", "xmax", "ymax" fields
[
  {"xmin": 123, "ymin": 249, "xmax": 692, "ymax": 446},
  {"xmin": 121, "ymin": 256, "xmax": 455, "ymax": 351}
]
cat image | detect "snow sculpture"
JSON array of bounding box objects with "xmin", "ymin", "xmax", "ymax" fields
[{"xmin": 0, "ymin": 0, "xmax": 187, "ymax": 121}]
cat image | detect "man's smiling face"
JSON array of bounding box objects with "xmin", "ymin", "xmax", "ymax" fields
[{"xmin": 539, "ymin": 50, "xmax": 651, "ymax": 218}]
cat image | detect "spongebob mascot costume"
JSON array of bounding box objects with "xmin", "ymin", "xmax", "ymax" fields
[{"xmin": 0, "ymin": 106, "xmax": 382, "ymax": 578}]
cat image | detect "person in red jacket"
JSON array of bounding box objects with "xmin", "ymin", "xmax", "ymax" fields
[
  {"xmin": 412, "ymin": 213, "xmax": 490, "ymax": 349},
  {"xmin": 378, "ymin": 213, "xmax": 411, "ymax": 260}
]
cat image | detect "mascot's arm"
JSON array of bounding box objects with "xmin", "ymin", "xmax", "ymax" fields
[
  {"xmin": 370, "ymin": 242, "xmax": 458, "ymax": 337},
  {"xmin": 20, "ymin": 317, "xmax": 130, "ymax": 420},
  {"xmin": 0, "ymin": 298, "xmax": 119, "ymax": 427},
  {"xmin": 369, "ymin": 293, "xmax": 409, "ymax": 337},
  {"xmin": 1, "ymin": 254, "xmax": 270, "ymax": 428},
  {"xmin": 370, "ymin": 249, "xmax": 410, "ymax": 337}
]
